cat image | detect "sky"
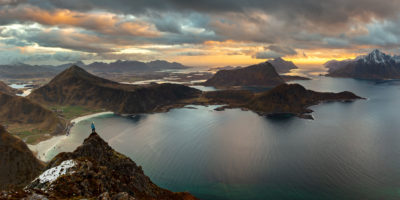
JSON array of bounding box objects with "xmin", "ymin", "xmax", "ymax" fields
[{"xmin": 1, "ymin": 0, "xmax": 400, "ymax": 67}]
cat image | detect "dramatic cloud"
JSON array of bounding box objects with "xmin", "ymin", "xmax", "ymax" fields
[
  {"xmin": 0, "ymin": 5, "xmax": 160, "ymax": 37},
  {"xmin": 0, "ymin": 0, "xmax": 26, "ymax": 6},
  {"xmin": 1, "ymin": 0, "xmax": 400, "ymax": 66},
  {"xmin": 253, "ymin": 45, "xmax": 297, "ymax": 59}
]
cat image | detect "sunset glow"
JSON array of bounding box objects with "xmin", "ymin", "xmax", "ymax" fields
[{"xmin": 1, "ymin": 0, "xmax": 400, "ymax": 67}]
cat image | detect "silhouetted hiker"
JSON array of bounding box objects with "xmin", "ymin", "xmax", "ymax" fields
[{"xmin": 91, "ymin": 122, "xmax": 95, "ymax": 133}]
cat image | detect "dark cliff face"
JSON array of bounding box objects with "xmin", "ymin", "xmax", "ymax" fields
[
  {"xmin": 0, "ymin": 125, "xmax": 44, "ymax": 190},
  {"xmin": 25, "ymin": 132, "xmax": 197, "ymax": 200},
  {"xmin": 28, "ymin": 65, "xmax": 201, "ymax": 114},
  {"xmin": 204, "ymin": 62, "xmax": 284, "ymax": 87},
  {"xmin": 327, "ymin": 49, "xmax": 400, "ymax": 80},
  {"xmin": 0, "ymin": 91, "xmax": 65, "ymax": 135}
]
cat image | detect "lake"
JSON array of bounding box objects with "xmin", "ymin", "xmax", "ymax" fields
[{"xmin": 44, "ymin": 77, "xmax": 400, "ymax": 200}]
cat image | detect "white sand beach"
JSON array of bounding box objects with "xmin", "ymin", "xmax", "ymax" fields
[
  {"xmin": 28, "ymin": 111, "xmax": 113, "ymax": 162},
  {"xmin": 71, "ymin": 112, "xmax": 114, "ymax": 124}
]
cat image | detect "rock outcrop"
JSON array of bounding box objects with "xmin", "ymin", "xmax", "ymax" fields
[{"xmin": 22, "ymin": 132, "xmax": 197, "ymax": 199}]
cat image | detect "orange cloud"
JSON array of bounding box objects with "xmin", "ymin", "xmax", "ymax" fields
[
  {"xmin": 168, "ymin": 40, "xmax": 376, "ymax": 67},
  {"xmin": 0, "ymin": 6, "xmax": 160, "ymax": 37}
]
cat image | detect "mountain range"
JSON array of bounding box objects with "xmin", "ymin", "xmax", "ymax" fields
[
  {"xmin": 85, "ymin": 60, "xmax": 189, "ymax": 73},
  {"xmin": 326, "ymin": 49, "xmax": 400, "ymax": 79},
  {"xmin": 28, "ymin": 66, "xmax": 201, "ymax": 114},
  {"xmin": 0, "ymin": 64, "xmax": 60, "ymax": 79},
  {"xmin": 0, "ymin": 60, "xmax": 190, "ymax": 79}
]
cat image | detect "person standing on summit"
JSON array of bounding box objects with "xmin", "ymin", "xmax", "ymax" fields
[{"xmin": 91, "ymin": 122, "xmax": 95, "ymax": 133}]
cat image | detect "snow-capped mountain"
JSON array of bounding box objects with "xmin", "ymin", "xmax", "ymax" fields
[
  {"xmin": 326, "ymin": 49, "xmax": 400, "ymax": 80},
  {"xmin": 356, "ymin": 49, "xmax": 398, "ymax": 64}
]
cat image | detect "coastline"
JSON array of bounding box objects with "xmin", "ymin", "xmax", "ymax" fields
[
  {"xmin": 28, "ymin": 111, "xmax": 113, "ymax": 162},
  {"xmin": 70, "ymin": 111, "xmax": 114, "ymax": 124}
]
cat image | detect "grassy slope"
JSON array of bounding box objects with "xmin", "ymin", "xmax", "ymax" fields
[{"xmin": 0, "ymin": 92, "xmax": 66, "ymax": 144}]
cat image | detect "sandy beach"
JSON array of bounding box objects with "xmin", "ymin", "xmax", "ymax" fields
[
  {"xmin": 28, "ymin": 111, "xmax": 113, "ymax": 162},
  {"xmin": 70, "ymin": 111, "xmax": 114, "ymax": 124}
]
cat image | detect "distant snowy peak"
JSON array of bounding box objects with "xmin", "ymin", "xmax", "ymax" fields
[
  {"xmin": 356, "ymin": 49, "xmax": 397, "ymax": 64},
  {"xmin": 326, "ymin": 49, "xmax": 400, "ymax": 79},
  {"xmin": 325, "ymin": 49, "xmax": 400, "ymax": 73}
]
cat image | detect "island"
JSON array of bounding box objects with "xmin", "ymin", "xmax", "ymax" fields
[
  {"xmin": 203, "ymin": 61, "xmax": 309, "ymax": 89},
  {"xmin": 203, "ymin": 62, "xmax": 285, "ymax": 87},
  {"xmin": 192, "ymin": 84, "xmax": 364, "ymax": 119}
]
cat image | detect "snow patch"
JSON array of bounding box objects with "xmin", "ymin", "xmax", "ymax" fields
[
  {"xmin": 36, "ymin": 160, "xmax": 76, "ymax": 184},
  {"xmin": 358, "ymin": 49, "xmax": 397, "ymax": 64}
]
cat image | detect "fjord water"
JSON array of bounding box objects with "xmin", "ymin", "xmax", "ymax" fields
[{"xmin": 47, "ymin": 77, "xmax": 400, "ymax": 200}]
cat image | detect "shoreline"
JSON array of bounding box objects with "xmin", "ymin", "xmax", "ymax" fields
[
  {"xmin": 28, "ymin": 111, "xmax": 113, "ymax": 162},
  {"xmin": 70, "ymin": 111, "xmax": 114, "ymax": 124}
]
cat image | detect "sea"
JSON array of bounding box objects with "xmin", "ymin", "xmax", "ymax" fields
[{"xmin": 42, "ymin": 67, "xmax": 400, "ymax": 200}]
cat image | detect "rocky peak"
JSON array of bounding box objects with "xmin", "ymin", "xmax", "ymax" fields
[
  {"xmin": 65, "ymin": 65, "xmax": 86, "ymax": 73},
  {"xmin": 358, "ymin": 49, "xmax": 395, "ymax": 64},
  {"xmin": 74, "ymin": 60, "xmax": 85, "ymax": 66},
  {"xmin": 25, "ymin": 132, "xmax": 197, "ymax": 200},
  {"xmin": 51, "ymin": 65, "xmax": 90, "ymax": 81},
  {"xmin": 46, "ymin": 65, "xmax": 117, "ymax": 87},
  {"xmin": 60, "ymin": 132, "xmax": 131, "ymax": 168}
]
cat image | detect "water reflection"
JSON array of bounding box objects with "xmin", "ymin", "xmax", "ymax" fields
[{"xmin": 44, "ymin": 77, "xmax": 400, "ymax": 200}]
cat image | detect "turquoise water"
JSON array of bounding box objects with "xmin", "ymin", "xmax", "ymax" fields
[
  {"xmin": 47, "ymin": 77, "xmax": 400, "ymax": 200},
  {"xmin": 9, "ymin": 83, "xmax": 28, "ymax": 89}
]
